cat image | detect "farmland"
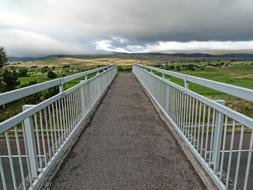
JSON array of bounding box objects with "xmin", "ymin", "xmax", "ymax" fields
[
  {"xmin": 2, "ymin": 56, "xmax": 253, "ymax": 121},
  {"xmin": 150, "ymin": 62, "xmax": 253, "ymax": 117}
]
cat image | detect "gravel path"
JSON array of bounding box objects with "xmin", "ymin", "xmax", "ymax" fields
[{"xmin": 51, "ymin": 73, "xmax": 205, "ymax": 190}]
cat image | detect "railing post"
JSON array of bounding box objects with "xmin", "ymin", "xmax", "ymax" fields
[
  {"xmin": 23, "ymin": 105, "xmax": 38, "ymax": 178},
  {"xmin": 213, "ymin": 100, "xmax": 225, "ymax": 174},
  {"xmin": 59, "ymin": 78, "xmax": 64, "ymax": 93},
  {"xmin": 165, "ymin": 82, "xmax": 170, "ymax": 113},
  {"xmin": 80, "ymin": 80, "xmax": 86, "ymax": 115},
  {"xmin": 184, "ymin": 79, "xmax": 189, "ymax": 89}
]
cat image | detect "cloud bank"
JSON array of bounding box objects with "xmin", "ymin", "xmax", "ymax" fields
[
  {"xmin": 95, "ymin": 38, "xmax": 253, "ymax": 53},
  {"xmin": 1, "ymin": 0, "xmax": 253, "ymax": 57}
]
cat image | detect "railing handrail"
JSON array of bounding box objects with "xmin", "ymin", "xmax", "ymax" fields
[
  {"xmin": 0, "ymin": 65, "xmax": 112, "ymax": 106},
  {"xmin": 135, "ymin": 64, "xmax": 253, "ymax": 102},
  {"xmin": 0, "ymin": 65, "xmax": 117, "ymax": 190},
  {"xmin": 0, "ymin": 65, "xmax": 117, "ymax": 133},
  {"xmin": 133, "ymin": 65, "xmax": 253, "ymax": 190},
  {"xmin": 135, "ymin": 66, "xmax": 253, "ymax": 129}
]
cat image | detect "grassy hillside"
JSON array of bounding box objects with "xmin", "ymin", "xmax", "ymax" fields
[{"xmin": 16, "ymin": 57, "xmax": 159, "ymax": 68}]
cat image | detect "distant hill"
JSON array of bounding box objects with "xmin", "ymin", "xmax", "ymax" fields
[{"xmin": 8, "ymin": 52, "xmax": 253, "ymax": 62}]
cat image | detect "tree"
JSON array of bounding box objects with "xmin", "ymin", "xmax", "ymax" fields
[
  {"xmin": 41, "ymin": 66, "xmax": 49, "ymax": 73},
  {"xmin": 18, "ymin": 68, "xmax": 28, "ymax": 77},
  {"xmin": 1, "ymin": 69, "xmax": 20, "ymax": 92},
  {"xmin": 47, "ymin": 71, "xmax": 57, "ymax": 79},
  {"xmin": 0, "ymin": 47, "xmax": 8, "ymax": 71},
  {"xmin": 0, "ymin": 47, "xmax": 10, "ymax": 92},
  {"xmin": 63, "ymin": 64, "xmax": 70, "ymax": 69}
]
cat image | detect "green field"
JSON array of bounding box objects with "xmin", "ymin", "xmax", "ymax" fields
[
  {"xmin": 165, "ymin": 64, "xmax": 253, "ymax": 99},
  {"xmin": 152, "ymin": 64, "xmax": 253, "ymax": 117},
  {"xmin": 0, "ymin": 66, "xmax": 98, "ymax": 122},
  {"xmin": 1, "ymin": 57, "xmax": 253, "ymax": 121}
]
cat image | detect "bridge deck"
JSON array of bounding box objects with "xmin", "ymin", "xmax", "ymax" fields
[{"xmin": 51, "ymin": 73, "xmax": 205, "ymax": 189}]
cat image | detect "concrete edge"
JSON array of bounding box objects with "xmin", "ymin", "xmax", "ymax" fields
[
  {"xmin": 41, "ymin": 73, "xmax": 118, "ymax": 190},
  {"xmin": 133, "ymin": 73, "xmax": 218, "ymax": 190}
]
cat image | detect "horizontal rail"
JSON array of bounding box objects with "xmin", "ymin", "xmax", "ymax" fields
[
  {"xmin": 0, "ymin": 66, "xmax": 115, "ymax": 133},
  {"xmin": 0, "ymin": 65, "xmax": 111, "ymax": 106},
  {"xmin": 135, "ymin": 66, "xmax": 253, "ymax": 129},
  {"xmin": 136, "ymin": 64, "xmax": 253, "ymax": 102}
]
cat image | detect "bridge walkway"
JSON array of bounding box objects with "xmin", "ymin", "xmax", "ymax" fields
[{"xmin": 51, "ymin": 73, "xmax": 205, "ymax": 190}]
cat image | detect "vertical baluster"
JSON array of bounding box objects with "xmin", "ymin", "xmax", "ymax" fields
[
  {"xmin": 5, "ymin": 131, "xmax": 17, "ymax": 190},
  {"xmin": 200, "ymin": 104, "xmax": 206, "ymax": 157},
  {"xmin": 219, "ymin": 116, "xmax": 228, "ymax": 180},
  {"xmin": 34, "ymin": 114, "xmax": 42, "ymax": 170},
  {"xmin": 55, "ymin": 101, "xmax": 61, "ymax": 146},
  {"xmin": 14, "ymin": 126, "xmax": 26, "ymax": 189},
  {"xmin": 187, "ymin": 96, "xmax": 192, "ymax": 139},
  {"xmin": 48, "ymin": 106, "xmax": 55, "ymax": 154},
  {"xmin": 44, "ymin": 109, "xmax": 52, "ymax": 160},
  {"xmin": 226, "ymin": 120, "xmax": 236, "ymax": 188},
  {"xmin": 52, "ymin": 104, "xmax": 58, "ymax": 150},
  {"xmin": 22, "ymin": 123, "xmax": 33, "ymax": 185},
  {"xmin": 243, "ymin": 130, "xmax": 253, "ymax": 190},
  {"xmin": 39, "ymin": 111, "xmax": 47, "ymax": 165},
  {"xmin": 197, "ymin": 102, "xmax": 202, "ymax": 151},
  {"xmin": 204, "ymin": 107, "xmax": 211, "ymax": 161},
  {"xmin": 0, "ymin": 152, "xmax": 7, "ymax": 190},
  {"xmin": 209, "ymin": 110, "xmax": 216, "ymax": 164},
  {"xmin": 193, "ymin": 100, "xmax": 199, "ymax": 147},
  {"xmin": 233, "ymin": 125, "xmax": 244, "ymax": 189}
]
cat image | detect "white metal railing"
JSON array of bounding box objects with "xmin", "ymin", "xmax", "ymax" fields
[
  {"xmin": 133, "ymin": 64, "xmax": 253, "ymax": 190},
  {"xmin": 0, "ymin": 65, "xmax": 112, "ymax": 106},
  {"xmin": 0, "ymin": 65, "xmax": 117, "ymax": 189},
  {"xmin": 139, "ymin": 64, "xmax": 253, "ymax": 102}
]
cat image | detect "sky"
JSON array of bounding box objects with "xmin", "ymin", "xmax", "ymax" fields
[{"xmin": 1, "ymin": 0, "xmax": 253, "ymax": 57}]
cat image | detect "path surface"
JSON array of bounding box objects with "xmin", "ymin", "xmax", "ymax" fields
[{"xmin": 51, "ymin": 73, "xmax": 205, "ymax": 190}]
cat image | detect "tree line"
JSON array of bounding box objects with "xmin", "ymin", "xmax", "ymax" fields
[
  {"xmin": 0, "ymin": 47, "xmax": 59, "ymax": 93},
  {"xmin": 0, "ymin": 47, "xmax": 20, "ymax": 92}
]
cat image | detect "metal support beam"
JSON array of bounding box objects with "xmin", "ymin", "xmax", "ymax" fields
[
  {"xmin": 212, "ymin": 100, "xmax": 225, "ymax": 174},
  {"xmin": 23, "ymin": 105, "xmax": 39, "ymax": 178}
]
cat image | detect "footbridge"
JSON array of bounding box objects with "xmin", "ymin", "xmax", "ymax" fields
[{"xmin": 0, "ymin": 64, "xmax": 253, "ymax": 190}]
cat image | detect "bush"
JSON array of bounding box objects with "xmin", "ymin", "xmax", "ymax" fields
[
  {"xmin": 47, "ymin": 71, "xmax": 57, "ymax": 79},
  {"xmin": 165, "ymin": 65, "xmax": 175, "ymax": 70},
  {"xmin": 0, "ymin": 47, "xmax": 8, "ymax": 70},
  {"xmin": 41, "ymin": 66, "xmax": 49, "ymax": 73},
  {"xmin": 63, "ymin": 64, "xmax": 70, "ymax": 69},
  {"xmin": 117, "ymin": 66, "xmax": 131, "ymax": 72},
  {"xmin": 1, "ymin": 69, "xmax": 20, "ymax": 92},
  {"xmin": 18, "ymin": 68, "xmax": 28, "ymax": 77}
]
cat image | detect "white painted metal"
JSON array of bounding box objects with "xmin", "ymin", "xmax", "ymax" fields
[
  {"xmin": 0, "ymin": 65, "xmax": 111, "ymax": 106},
  {"xmin": 133, "ymin": 64, "xmax": 253, "ymax": 190},
  {"xmin": 23, "ymin": 105, "xmax": 39, "ymax": 179},
  {"xmin": 136, "ymin": 64, "xmax": 253, "ymax": 102},
  {"xmin": 0, "ymin": 65, "xmax": 117, "ymax": 190}
]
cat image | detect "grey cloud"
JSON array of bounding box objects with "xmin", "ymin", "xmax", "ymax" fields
[{"xmin": 1, "ymin": 0, "xmax": 253, "ymax": 56}]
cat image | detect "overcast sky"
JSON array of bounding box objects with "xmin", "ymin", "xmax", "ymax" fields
[{"xmin": 1, "ymin": 0, "xmax": 253, "ymax": 57}]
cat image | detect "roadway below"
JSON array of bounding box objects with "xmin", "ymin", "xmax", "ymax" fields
[{"xmin": 51, "ymin": 73, "xmax": 205, "ymax": 190}]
